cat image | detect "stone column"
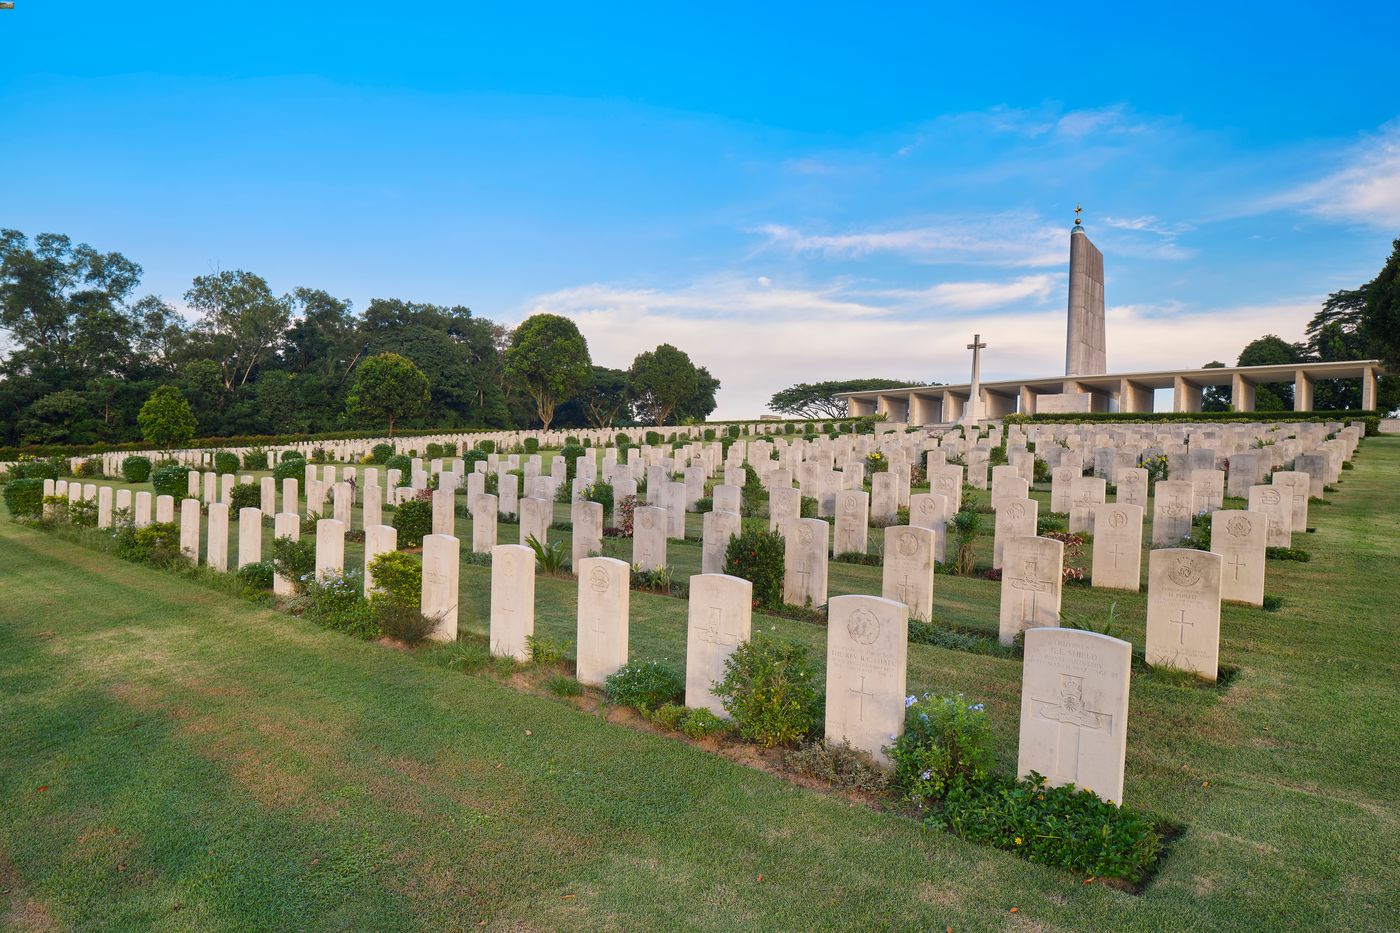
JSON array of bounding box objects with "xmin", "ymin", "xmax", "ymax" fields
[{"xmin": 1293, "ymin": 369, "xmax": 1314, "ymax": 412}]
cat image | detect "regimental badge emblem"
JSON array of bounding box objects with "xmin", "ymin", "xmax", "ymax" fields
[
  {"xmin": 846, "ymin": 608, "xmax": 881, "ymax": 646},
  {"xmin": 1169, "ymin": 554, "xmax": 1201, "ymax": 587}
]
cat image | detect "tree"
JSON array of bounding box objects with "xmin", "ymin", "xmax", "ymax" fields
[
  {"xmin": 184, "ymin": 270, "xmax": 291, "ymax": 390},
  {"xmin": 578, "ymin": 366, "xmax": 632, "ymax": 427},
  {"xmin": 1200, "ymin": 361, "xmax": 1231, "ymax": 412},
  {"xmin": 629, "ymin": 344, "xmax": 699, "ymax": 426},
  {"xmin": 503, "ymin": 314, "xmax": 591, "ymax": 430},
  {"xmin": 138, "ymin": 385, "xmax": 198, "ymax": 450},
  {"xmin": 1360, "ymin": 237, "xmax": 1400, "ymax": 375},
  {"xmin": 768, "ymin": 378, "xmax": 930, "ymax": 420},
  {"xmin": 346, "ymin": 352, "xmax": 430, "ymax": 436},
  {"xmin": 1237, "ymin": 335, "xmax": 1303, "ymax": 410},
  {"xmin": 674, "ymin": 365, "xmax": 721, "ymax": 423}
]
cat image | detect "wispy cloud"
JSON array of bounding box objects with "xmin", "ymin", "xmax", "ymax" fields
[
  {"xmin": 519, "ymin": 275, "xmax": 1318, "ymax": 418},
  {"xmin": 753, "ymin": 214, "xmax": 1066, "ymax": 267},
  {"xmin": 1275, "ymin": 121, "xmax": 1400, "ymax": 228}
]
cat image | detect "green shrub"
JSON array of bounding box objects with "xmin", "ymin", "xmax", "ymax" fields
[
  {"xmin": 1266, "ymin": 545, "xmax": 1311, "ymax": 562},
  {"xmin": 580, "ymin": 481, "xmax": 613, "ymax": 521},
  {"xmin": 561, "ymin": 443, "xmax": 585, "ymax": 480},
  {"xmin": 527, "ymin": 634, "xmax": 570, "ymax": 667},
  {"xmin": 237, "ymin": 560, "xmax": 275, "ymax": 590},
  {"xmin": 703, "ymin": 428, "xmax": 716, "ymax": 441},
  {"xmin": 442, "ymin": 443, "xmax": 457, "ymax": 456},
  {"xmin": 229, "ymin": 482, "xmax": 261, "ymax": 512},
  {"xmin": 713, "ymin": 633, "xmax": 822, "ymax": 748},
  {"xmin": 280, "ymin": 449, "xmax": 304, "ymax": 462},
  {"xmin": 889, "ymin": 693, "xmax": 996, "ymax": 806},
  {"xmin": 946, "ymin": 507, "xmax": 983, "ymax": 575},
  {"xmin": 728, "ymin": 425, "xmax": 741, "ymax": 438},
  {"xmin": 373, "ymin": 597, "xmax": 436, "ymax": 643},
  {"xmin": 426, "ymin": 442, "xmax": 444, "ymax": 459},
  {"xmin": 939, "ymin": 773, "xmax": 1163, "ymax": 883},
  {"xmin": 73, "ymin": 458, "xmax": 102, "ymax": 478},
  {"xmin": 300, "ymin": 573, "xmax": 376, "ymax": 639},
  {"xmin": 544, "ymin": 675, "xmax": 583, "ymax": 696},
  {"xmin": 150, "ymin": 465, "xmax": 191, "ymax": 500},
  {"xmin": 724, "ymin": 528, "xmax": 785, "ymax": 609},
  {"xmin": 115, "ymin": 521, "xmax": 184, "ymax": 565},
  {"xmin": 241, "ymin": 448, "xmax": 269, "ymax": 470},
  {"xmin": 368, "ymin": 550, "xmax": 421, "ymax": 606},
  {"xmin": 651, "ymin": 702, "xmax": 688, "ymax": 731},
  {"xmin": 523, "ymin": 438, "xmax": 540, "ymax": 454},
  {"xmin": 681, "ymin": 708, "xmax": 725, "ymax": 740},
  {"xmin": 213, "ymin": 451, "xmax": 240, "ymax": 474},
  {"xmin": 615, "ymin": 433, "xmax": 631, "ymax": 446},
  {"xmin": 644, "ymin": 431, "xmax": 662, "ymax": 445},
  {"xmin": 384, "ymin": 453, "xmax": 412, "ymax": 476},
  {"xmin": 121, "ymin": 455, "xmax": 153, "ymax": 483},
  {"xmin": 273, "ymin": 457, "xmax": 306, "ymax": 483},
  {"xmin": 69, "ymin": 498, "xmax": 98, "ymax": 527},
  {"xmin": 603, "ymin": 660, "xmax": 684, "ymax": 713},
  {"xmin": 7, "ymin": 458, "xmax": 62, "ymax": 481},
  {"xmin": 476, "ymin": 439, "xmax": 496, "ymax": 454},
  {"xmin": 526, "ymin": 535, "xmax": 570, "ymax": 574},
  {"xmin": 3, "ymin": 478, "xmax": 46, "ymax": 519},
  {"xmin": 272, "ymin": 536, "xmax": 316, "ymax": 592},
  {"xmin": 370, "ymin": 442, "xmax": 395, "ymax": 463},
  {"xmin": 393, "ymin": 498, "xmax": 433, "ymax": 547},
  {"xmin": 784, "ymin": 739, "xmax": 891, "ymax": 794}
]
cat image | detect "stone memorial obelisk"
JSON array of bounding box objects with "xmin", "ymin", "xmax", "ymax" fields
[{"xmin": 1065, "ymin": 206, "xmax": 1106, "ymax": 377}]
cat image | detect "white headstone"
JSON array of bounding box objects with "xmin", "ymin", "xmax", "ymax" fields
[
  {"xmin": 273, "ymin": 511, "xmax": 300, "ymax": 595},
  {"xmin": 825, "ymin": 595, "xmax": 908, "ymax": 766},
  {"xmin": 881, "ymin": 525, "xmax": 935, "ymax": 623},
  {"xmin": 1145, "ymin": 548, "xmax": 1223, "ymax": 681},
  {"xmin": 315, "ymin": 518, "xmax": 345, "ymax": 582},
  {"xmin": 575, "ymin": 556, "xmax": 630, "ymax": 686},
  {"xmin": 421, "ymin": 534, "xmax": 460, "ymax": 642},
  {"xmin": 1090, "ymin": 503, "xmax": 1143, "ymax": 591},
  {"xmin": 1017, "ymin": 628, "xmax": 1132, "ymax": 804},
  {"xmin": 1209, "ymin": 510, "xmax": 1266, "ymax": 606},
  {"xmin": 490, "ymin": 544, "xmax": 535, "ymax": 661},
  {"xmin": 685, "ymin": 574, "xmax": 752, "ymax": 717},
  {"xmin": 701, "ymin": 510, "xmax": 741, "ymax": 576},
  {"xmin": 998, "ymin": 535, "xmax": 1064, "ymax": 645},
  {"xmin": 781, "ymin": 518, "xmax": 829, "ymax": 608},
  {"xmin": 363, "ymin": 523, "xmax": 398, "ymax": 598}
]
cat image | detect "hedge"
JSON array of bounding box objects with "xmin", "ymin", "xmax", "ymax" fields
[{"xmin": 1004, "ymin": 410, "xmax": 1380, "ymax": 434}]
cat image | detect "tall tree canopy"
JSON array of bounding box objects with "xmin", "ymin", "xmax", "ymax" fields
[
  {"xmin": 503, "ymin": 314, "xmax": 592, "ymax": 430},
  {"xmin": 628, "ymin": 344, "xmax": 699, "ymax": 426},
  {"xmin": 345, "ymin": 352, "xmax": 430, "ymax": 436},
  {"xmin": 0, "ymin": 229, "xmax": 725, "ymax": 446}
]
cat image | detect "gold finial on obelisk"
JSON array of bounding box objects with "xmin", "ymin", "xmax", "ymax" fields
[{"xmin": 1074, "ymin": 204, "xmax": 1083, "ymax": 226}]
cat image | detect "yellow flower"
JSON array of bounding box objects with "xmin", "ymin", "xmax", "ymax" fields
[{"xmin": 1015, "ymin": 837, "xmax": 1023, "ymax": 845}]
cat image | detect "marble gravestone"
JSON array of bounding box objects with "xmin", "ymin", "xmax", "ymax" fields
[
  {"xmin": 632, "ymin": 506, "xmax": 668, "ymax": 571},
  {"xmin": 519, "ymin": 497, "xmax": 551, "ymax": 547},
  {"xmin": 472, "ymin": 493, "xmax": 498, "ymax": 554},
  {"xmin": 237, "ymin": 507, "xmax": 262, "ymax": 568},
  {"xmin": 571, "ymin": 499, "xmax": 604, "ymax": 566},
  {"xmin": 575, "ymin": 556, "xmax": 630, "ymax": 686},
  {"xmin": 1018, "ymin": 627, "xmax": 1132, "ymax": 804},
  {"xmin": 206, "ymin": 503, "xmax": 230, "ymax": 572},
  {"xmin": 993, "ymin": 497, "xmax": 1038, "ymax": 570},
  {"xmin": 490, "ymin": 544, "xmax": 535, "ymax": 661},
  {"xmin": 421, "ymin": 533, "xmax": 460, "ymax": 643},
  {"xmin": 1209, "ymin": 509, "xmax": 1267, "ymax": 606},
  {"xmin": 1068, "ymin": 477, "xmax": 1106, "ymax": 534},
  {"xmin": 998, "ymin": 535, "xmax": 1064, "ymax": 646},
  {"xmin": 315, "ymin": 517, "xmax": 345, "ymax": 582},
  {"xmin": 781, "ymin": 518, "xmax": 829, "ymax": 609},
  {"xmin": 1248, "ymin": 485, "xmax": 1293, "ymax": 548},
  {"xmin": 1114, "ymin": 467, "xmax": 1149, "ymax": 508},
  {"xmin": 1151, "ymin": 480, "xmax": 1195, "ymax": 546},
  {"xmin": 273, "ymin": 512, "xmax": 300, "ymax": 595},
  {"xmin": 881, "ymin": 525, "xmax": 935, "ymax": 623},
  {"xmin": 362, "ymin": 523, "xmax": 397, "ymax": 598},
  {"xmin": 825, "ymin": 595, "xmax": 908, "ymax": 766},
  {"xmin": 908, "ymin": 492, "xmax": 948, "ymax": 562},
  {"xmin": 1090, "ymin": 503, "xmax": 1143, "ymax": 591},
  {"xmin": 701, "ymin": 509, "xmax": 741, "ymax": 575},
  {"xmin": 685, "ymin": 573, "xmax": 752, "ymax": 717},
  {"xmin": 832, "ymin": 489, "xmax": 869, "ymax": 557},
  {"xmin": 180, "ymin": 498, "xmax": 201, "ymax": 563},
  {"xmin": 1145, "ymin": 548, "xmax": 1223, "ymax": 681}
]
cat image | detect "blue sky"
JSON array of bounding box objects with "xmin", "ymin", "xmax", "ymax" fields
[{"xmin": 3, "ymin": 2, "xmax": 1398, "ymax": 417}]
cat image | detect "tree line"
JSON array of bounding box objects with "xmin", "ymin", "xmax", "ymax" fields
[{"xmin": 0, "ymin": 229, "xmax": 719, "ymax": 446}]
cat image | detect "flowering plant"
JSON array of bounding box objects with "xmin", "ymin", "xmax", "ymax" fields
[
  {"xmin": 888, "ymin": 692, "xmax": 996, "ymax": 805},
  {"xmin": 864, "ymin": 451, "xmax": 890, "ymax": 474}
]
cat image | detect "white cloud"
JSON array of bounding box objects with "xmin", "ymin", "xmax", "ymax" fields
[
  {"xmin": 753, "ymin": 214, "xmax": 1066, "ymax": 267},
  {"xmin": 865, "ymin": 274, "xmax": 1060, "ymax": 312},
  {"xmin": 519, "ymin": 275, "xmax": 1318, "ymax": 419},
  {"xmin": 1278, "ymin": 121, "xmax": 1400, "ymax": 228}
]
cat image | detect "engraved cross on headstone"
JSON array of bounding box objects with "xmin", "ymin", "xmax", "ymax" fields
[
  {"xmin": 698, "ymin": 605, "xmax": 739, "ymax": 647},
  {"xmin": 1170, "ymin": 608, "xmax": 1194, "ymax": 644},
  {"xmin": 1228, "ymin": 554, "xmax": 1247, "ymax": 580},
  {"xmin": 850, "ymin": 675, "xmax": 877, "ymax": 722}
]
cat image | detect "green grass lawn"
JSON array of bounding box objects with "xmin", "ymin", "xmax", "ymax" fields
[{"xmin": 2, "ymin": 441, "xmax": 1398, "ymax": 930}]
